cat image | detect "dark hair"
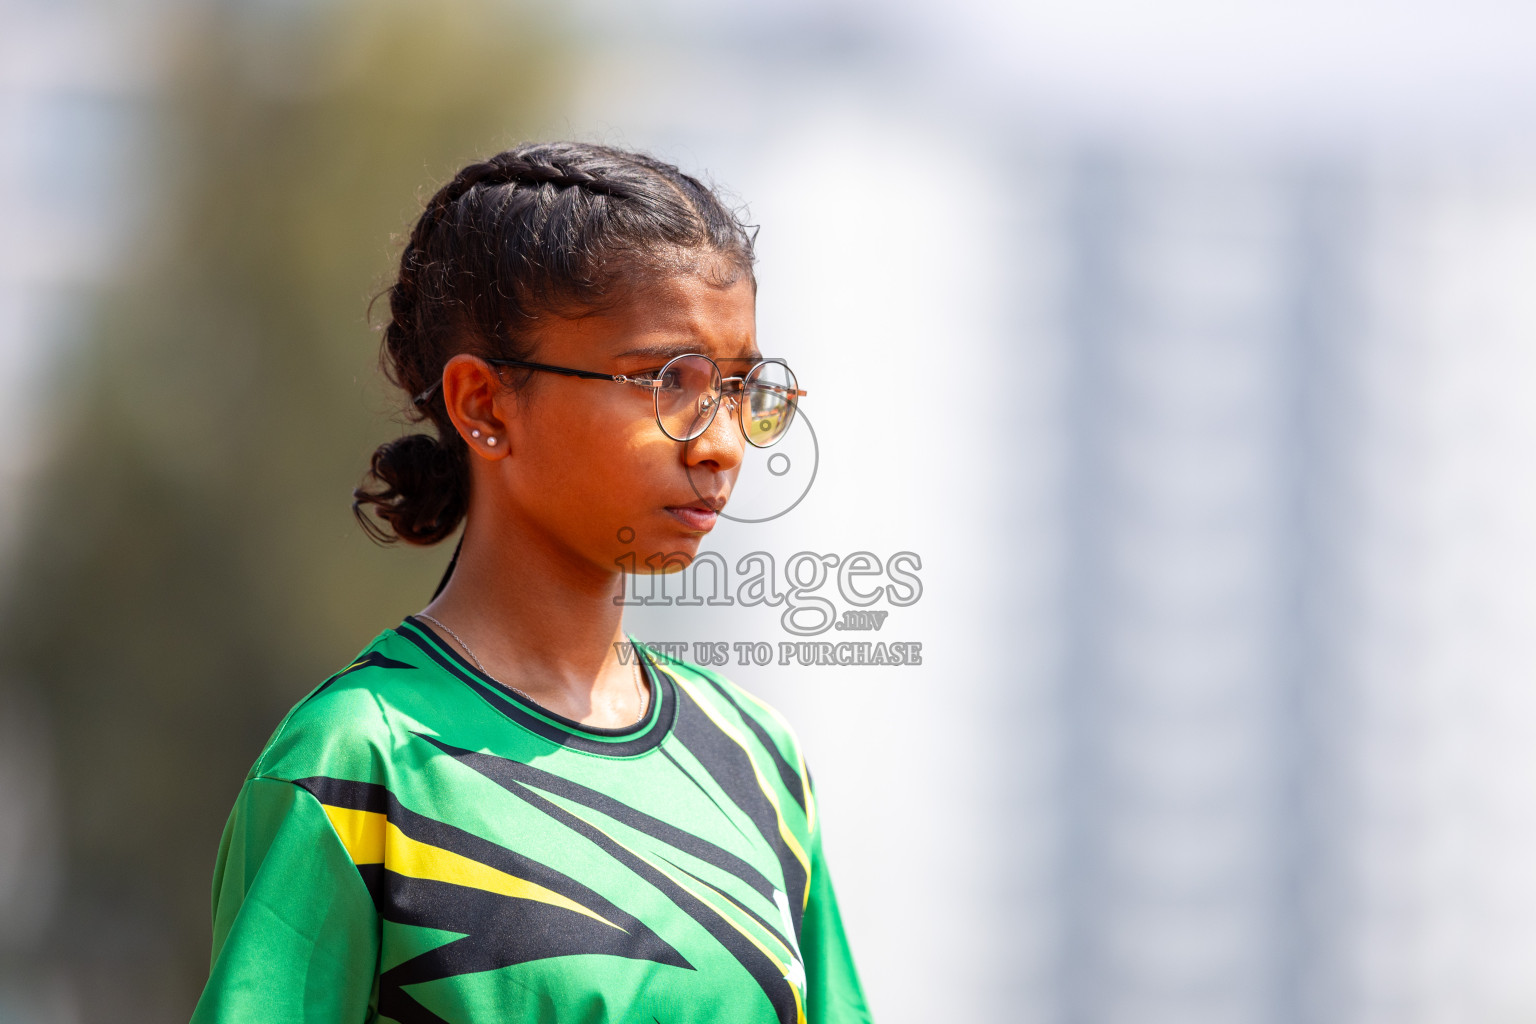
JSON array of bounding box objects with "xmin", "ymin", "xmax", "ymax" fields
[{"xmin": 352, "ymin": 141, "xmax": 757, "ymax": 546}]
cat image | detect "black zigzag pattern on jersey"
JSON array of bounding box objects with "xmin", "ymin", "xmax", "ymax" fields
[
  {"xmin": 659, "ymin": 745, "xmax": 754, "ymax": 842},
  {"xmin": 430, "ymin": 751, "xmax": 801, "ymax": 1024},
  {"xmin": 307, "ymin": 651, "xmax": 418, "ymax": 701},
  {"xmin": 697, "ymin": 675, "xmax": 806, "ymax": 813},
  {"xmin": 295, "ymin": 776, "xmax": 691, "ymax": 1024},
  {"xmin": 420, "ymin": 735, "xmax": 781, "ymax": 904},
  {"xmin": 670, "ymin": 684, "xmax": 809, "ymax": 944},
  {"xmin": 346, "ymin": 651, "xmax": 418, "ymax": 674},
  {"xmin": 656, "ymin": 853, "xmax": 790, "ymax": 952},
  {"xmin": 371, "ymin": 876, "xmax": 688, "ymax": 1024}
]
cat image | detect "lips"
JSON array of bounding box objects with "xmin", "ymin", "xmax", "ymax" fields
[{"xmin": 665, "ymin": 504, "xmax": 720, "ymax": 532}]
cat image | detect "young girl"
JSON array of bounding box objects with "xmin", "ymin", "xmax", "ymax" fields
[{"xmin": 189, "ymin": 142, "xmax": 870, "ymax": 1024}]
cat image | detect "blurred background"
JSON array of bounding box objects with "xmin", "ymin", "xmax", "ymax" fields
[{"xmin": 6, "ymin": 0, "xmax": 1536, "ymax": 1021}]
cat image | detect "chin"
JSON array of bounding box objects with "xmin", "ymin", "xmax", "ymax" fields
[
  {"xmin": 640, "ymin": 537, "xmax": 705, "ymax": 573},
  {"xmin": 607, "ymin": 525, "xmax": 705, "ymax": 576}
]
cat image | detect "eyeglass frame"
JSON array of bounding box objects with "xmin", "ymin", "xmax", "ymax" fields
[{"xmin": 411, "ymin": 352, "xmax": 808, "ymax": 448}]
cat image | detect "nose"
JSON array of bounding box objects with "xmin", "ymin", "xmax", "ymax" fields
[{"xmin": 684, "ymin": 393, "xmax": 746, "ymax": 473}]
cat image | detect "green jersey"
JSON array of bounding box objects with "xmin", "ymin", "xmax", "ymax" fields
[{"xmin": 189, "ymin": 616, "xmax": 870, "ymax": 1024}]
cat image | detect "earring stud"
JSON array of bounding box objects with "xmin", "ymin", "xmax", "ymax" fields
[
  {"xmin": 471, "ymin": 429, "xmax": 481, "ymax": 438},
  {"xmin": 487, "ymin": 437, "xmax": 498, "ymax": 446}
]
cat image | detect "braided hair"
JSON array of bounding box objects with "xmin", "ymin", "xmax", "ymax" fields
[{"xmin": 353, "ymin": 142, "xmax": 757, "ymax": 546}]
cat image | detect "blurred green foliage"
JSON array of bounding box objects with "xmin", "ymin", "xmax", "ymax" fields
[{"xmin": 0, "ymin": 1, "xmax": 562, "ymax": 1018}]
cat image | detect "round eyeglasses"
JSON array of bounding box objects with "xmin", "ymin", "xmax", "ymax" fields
[{"xmin": 412, "ymin": 353, "xmax": 807, "ymax": 448}]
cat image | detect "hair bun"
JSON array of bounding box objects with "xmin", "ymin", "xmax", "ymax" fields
[{"xmin": 352, "ymin": 432, "xmax": 467, "ymax": 545}]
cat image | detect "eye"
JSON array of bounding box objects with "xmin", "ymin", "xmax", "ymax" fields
[{"xmin": 630, "ymin": 365, "xmax": 674, "ymax": 387}]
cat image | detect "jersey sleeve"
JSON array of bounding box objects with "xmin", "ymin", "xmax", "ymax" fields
[
  {"xmin": 190, "ymin": 776, "xmax": 381, "ymax": 1023},
  {"xmin": 801, "ymin": 793, "xmax": 873, "ymax": 1024}
]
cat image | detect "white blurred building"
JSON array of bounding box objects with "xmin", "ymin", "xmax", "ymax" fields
[{"xmin": 1025, "ymin": 146, "xmax": 1536, "ymax": 1024}]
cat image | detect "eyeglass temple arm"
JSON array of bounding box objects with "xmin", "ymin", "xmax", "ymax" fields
[
  {"xmin": 412, "ymin": 360, "xmax": 661, "ymax": 405},
  {"xmin": 485, "ymin": 356, "xmax": 692, "ymax": 391},
  {"xmin": 413, "ymin": 358, "xmax": 809, "ymax": 405},
  {"xmin": 484, "ymin": 357, "xmax": 621, "ymax": 381}
]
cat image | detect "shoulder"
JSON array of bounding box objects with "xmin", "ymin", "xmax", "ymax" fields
[{"xmin": 249, "ymin": 627, "xmax": 430, "ymax": 785}]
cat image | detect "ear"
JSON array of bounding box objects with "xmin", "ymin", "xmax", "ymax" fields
[{"xmin": 441, "ymin": 354, "xmax": 511, "ymax": 459}]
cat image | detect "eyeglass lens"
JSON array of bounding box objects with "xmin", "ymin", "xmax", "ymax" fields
[
  {"xmin": 652, "ymin": 354, "xmax": 800, "ymax": 448},
  {"xmin": 655, "ymin": 355, "xmax": 723, "ymax": 442},
  {"xmin": 742, "ymin": 360, "xmax": 798, "ymax": 448}
]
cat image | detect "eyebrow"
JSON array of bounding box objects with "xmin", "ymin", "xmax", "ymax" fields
[{"xmin": 613, "ymin": 343, "xmax": 765, "ymax": 363}]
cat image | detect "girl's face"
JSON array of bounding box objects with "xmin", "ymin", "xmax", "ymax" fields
[{"xmin": 466, "ymin": 270, "xmax": 758, "ymax": 579}]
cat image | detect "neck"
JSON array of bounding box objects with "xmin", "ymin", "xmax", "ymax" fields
[{"xmin": 418, "ymin": 502, "xmax": 643, "ymax": 728}]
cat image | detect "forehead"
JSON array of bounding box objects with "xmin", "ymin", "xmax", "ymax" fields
[{"xmin": 532, "ymin": 273, "xmax": 759, "ymax": 366}]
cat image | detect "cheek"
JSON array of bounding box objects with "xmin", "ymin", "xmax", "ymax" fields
[{"xmin": 518, "ymin": 402, "xmax": 677, "ymax": 517}]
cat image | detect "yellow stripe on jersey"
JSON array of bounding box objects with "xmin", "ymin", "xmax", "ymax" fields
[
  {"xmin": 320, "ymin": 804, "xmax": 622, "ymax": 931},
  {"xmin": 324, "ymin": 805, "xmax": 387, "ymax": 864}
]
